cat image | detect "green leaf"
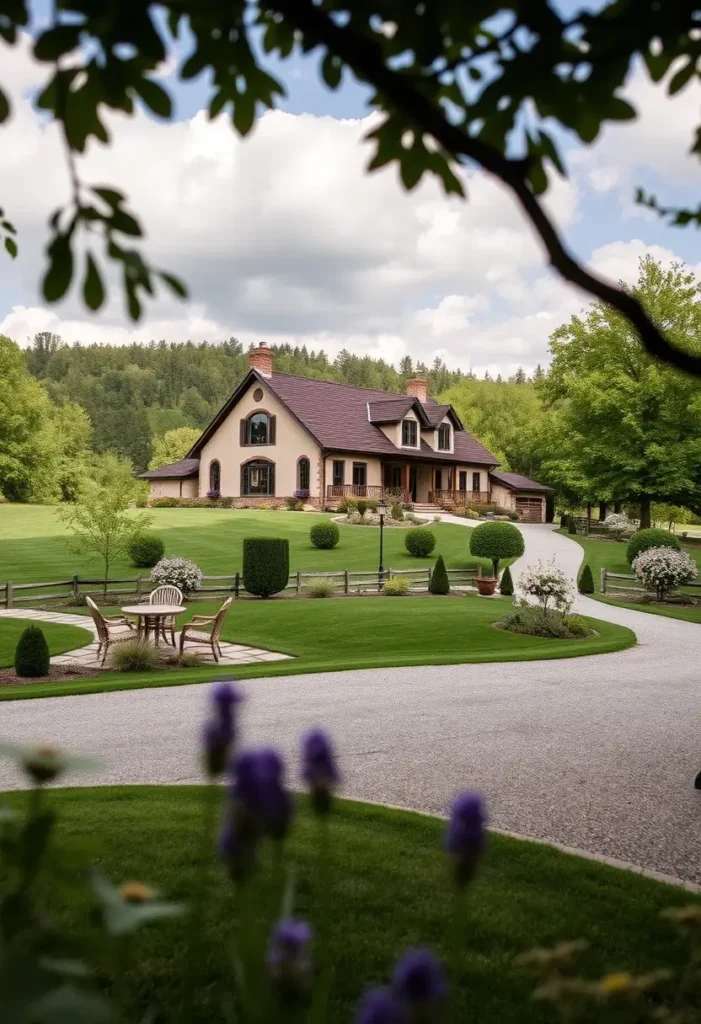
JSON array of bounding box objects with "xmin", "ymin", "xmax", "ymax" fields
[
  {"xmin": 605, "ymin": 97, "xmax": 636, "ymax": 121},
  {"xmin": 5, "ymin": 236, "xmax": 17, "ymax": 258},
  {"xmin": 232, "ymin": 92, "xmax": 256, "ymax": 136},
  {"xmin": 133, "ymin": 77, "xmax": 172, "ymax": 118},
  {"xmin": 33, "ymin": 24, "xmax": 81, "ymax": 62},
  {"xmin": 669, "ymin": 59, "xmax": 696, "ymax": 96},
  {"xmin": 159, "ymin": 271, "xmax": 188, "ymax": 298},
  {"xmin": 110, "ymin": 209, "xmax": 142, "ymax": 237},
  {"xmin": 83, "ymin": 254, "xmax": 105, "ymax": 311},
  {"xmin": 125, "ymin": 280, "xmax": 142, "ymax": 321},
  {"xmin": 0, "ymin": 86, "xmax": 9, "ymax": 123},
  {"xmin": 644, "ymin": 48, "xmax": 673, "ymax": 83},
  {"xmin": 42, "ymin": 235, "xmax": 74, "ymax": 302},
  {"xmin": 92, "ymin": 187, "xmax": 125, "ymax": 208},
  {"xmin": 2, "ymin": 220, "xmax": 16, "ymax": 233},
  {"xmin": 321, "ymin": 53, "xmax": 342, "ymax": 90}
]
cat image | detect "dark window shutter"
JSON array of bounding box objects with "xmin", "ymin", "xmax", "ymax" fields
[
  {"xmin": 269, "ymin": 415, "xmax": 276, "ymax": 444},
  {"xmin": 240, "ymin": 418, "xmax": 247, "ymax": 446},
  {"xmin": 269, "ymin": 463, "xmax": 275, "ymax": 495},
  {"xmin": 241, "ymin": 464, "xmax": 247, "ymax": 495}
]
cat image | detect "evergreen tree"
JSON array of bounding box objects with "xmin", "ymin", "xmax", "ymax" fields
[
  {"xmin": 578, "ymin": 564, "xmax": 595, "ymax": 594},
  {"xmin": 429, "ymin": 555, "xmax": 450, "ymax": 595},
  {"xmin": 499, "ymin": 566, "xmax": 514, "ymax": 595}
]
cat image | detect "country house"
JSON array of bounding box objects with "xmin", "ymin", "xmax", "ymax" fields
[{"xmin": 141, "ymin": 344, "xmax": 552, "ymax": 521}]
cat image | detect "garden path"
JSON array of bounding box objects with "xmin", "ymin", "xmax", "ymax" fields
[{"xmin": 1, "ymin": 525, "xmax": 700, "ymax": 885}]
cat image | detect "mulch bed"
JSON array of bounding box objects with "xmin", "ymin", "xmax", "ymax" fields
[{"xmin": 0, "ymin": 665, "xmax": 102, "ymax": 687}]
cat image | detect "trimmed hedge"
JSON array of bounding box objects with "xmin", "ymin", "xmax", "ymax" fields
[
  {"xmin": 310, "ymin": 522, "xmax": 340, "ymax": 549},
  {"xmin": 469, "ymin": 521, "xmax": 524, "ymax": 576},
  {"xmin": 499, "ymin": 566, "xmax": 514, "ymax": 596},
  {"xmin": 578, "ymin": 563, "xmax": 595, "ymax": 594},
  {"xmin": 242, "ymin": 538, "xmax": 290, "ymax": 597},
  {"xmin": 15, "ymin": 625, "xmax": 50, "ymax": 678},
  {"xmin": 128, "ymin": 533, "xmax": 165, "ymax": 568},
  {"xmin": 429, "ymin": 555, "xmax": 450, "ymax": 595},
  {"xmin": 626, "ymin": 528, "xmax": 681, "ymax": 567},
  {"xmin": 404, "ymin": 529, "xmax": 436, "ymax": 557}
]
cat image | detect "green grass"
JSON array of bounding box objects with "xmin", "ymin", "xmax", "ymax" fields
[
  {"xmin": 0, "ymin": 617, "xmax": 91, "ymax": 668},
  {"xmin": 0, "ymin": 505, "xmax": 491, "ymax": 583},
  {"xmin": 564, "ymin": 530, "xmax": 701, "ymax": 623},
  {"xmin": 2, "ymin": 785, "xmax": 697, "ymax": 1023},
  {"xmin": 0, "ymin": 596, "xmax": 636, "ymax": 701}
]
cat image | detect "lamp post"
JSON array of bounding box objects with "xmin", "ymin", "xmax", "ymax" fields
[{"xmin": 377, "ymin": 499, "xmax": 388, "ymax": 591}]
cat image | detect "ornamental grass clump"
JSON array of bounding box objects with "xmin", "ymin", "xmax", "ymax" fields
[
  {"xmin": 109, "ymin": 639, "xmax": 165, "ymax": 672},
  {"xmin": 383, "ymin": 575, "xmax": 410, "ymax": 596},
  {"xmin": 632, "ymin": 547, "xmax": 698, "ymax": 601},
  {"xmin": 305, "ymin": 576, "xmax": 335, "ymax": 598},
  {"xmin": 151, "ymin": 556, "xmax": 202, "ymax": 594}
]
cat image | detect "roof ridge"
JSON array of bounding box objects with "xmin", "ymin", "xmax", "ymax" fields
[{"xmin": 271, "ymin": 370, "xmax": 439, "ymax": 403}]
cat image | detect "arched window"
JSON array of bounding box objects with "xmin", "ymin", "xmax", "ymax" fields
[
  {"xmin": 241, "ymin": 459, "xmax": 275, "ymax": 496},
  {"xmin": 298, "ymin": 457, "xmax": 310, "ymax": 493},
  {"xmin": 437, "ymin": 424, "xmax": 451, "ymax": 451},
  {"xmin": 209, "ymin": 460, "xmax": 221, "ymax": 493},
  {"xmin": 241, "ymin": 411, "xmax": 276, "ymax": 446}
]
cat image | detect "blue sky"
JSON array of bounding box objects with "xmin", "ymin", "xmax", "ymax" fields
[{"xmin": 0, "ymin": 4, "xmax": 700, "ymax": 374}]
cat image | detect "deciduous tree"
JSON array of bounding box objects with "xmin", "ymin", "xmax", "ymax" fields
[{"xmin": 149, "ymin": 427, "xmax": 202, "ymax": 470}]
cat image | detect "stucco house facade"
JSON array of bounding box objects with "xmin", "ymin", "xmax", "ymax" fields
[{"xmin": 141, "ymin": 344, "xmax": 552, "ymax": 521}]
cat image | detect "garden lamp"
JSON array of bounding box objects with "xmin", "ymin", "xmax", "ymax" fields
[{"xmin": 376, "ymin": 500, "xmax": 388, "ymax": 590}]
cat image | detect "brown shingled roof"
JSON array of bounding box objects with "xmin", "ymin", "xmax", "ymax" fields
[
  {"xmin": 491, "ymin": 470, "xmax": 553, "ymax": 492},
  {"xmin": 139, "ymin": 457, "xmax": 200, "ymax": 480},
  {"xmin": 190, "ymin": 370, "xmax": 499, "ymax": 466}
]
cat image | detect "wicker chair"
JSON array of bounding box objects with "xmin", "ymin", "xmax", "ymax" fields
[
  {"xmin": 86, "ymin": 596, "xmax": 136, "ymax": 665},
  {"xmin": 179, "ymin": 597, "xmax": 233, "ymax": 662},
  {"xmin": 149, "ymin": 584, "xmax": 184, "ymax": 646}
]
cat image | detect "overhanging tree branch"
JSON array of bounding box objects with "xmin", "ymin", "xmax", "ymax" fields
[{"xmin": 272, "ymin": 0, "xmax": 701, "ymax": 376}]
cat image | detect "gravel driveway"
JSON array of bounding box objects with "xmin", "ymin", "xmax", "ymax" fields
[{"xmin": 1, "ymin": 524, "xmax": 700, "ymax": 884}]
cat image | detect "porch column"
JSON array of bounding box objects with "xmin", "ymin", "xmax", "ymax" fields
[{"xmin": 402, "ymin": 464, "xmax": 410, "ymax": 502}]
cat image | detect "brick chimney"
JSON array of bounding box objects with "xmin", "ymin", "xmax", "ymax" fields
[
  {"xmin": 248, "ymin": 342, "xmax": 273, "ymax": 377},
  {"xmin": 405, "ymin": 376, "xmax": 428, "ymax": 403}
]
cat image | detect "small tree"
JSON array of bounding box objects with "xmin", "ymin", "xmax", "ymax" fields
[
  {"xmin": 578, "ymin": 564, "xmax": 595, "ymax": 594},
  {"xmin": 499, "ymin": 566, "xmax": 514, "ymax": 596},
  {"xmin": 603, "ymin": 513, "xmax": 635, "ymax": 542},
  {"xmin": 58, "ymin": 489, "xmax": 152, "ymax": 595},
  {"xmin": 429, "ymin": 555, "xmax": 450, "ymax": 595},
  {"xmin": 520, "ymin": 560, "xmax": 574, "ymax": 613},
  {"xmin": 15, "ymin": 626, "xmax": 50, "ymax": 678},
  {"xmin": 469, "ymin": 521, "xmax": 524, "ymax": 578}
]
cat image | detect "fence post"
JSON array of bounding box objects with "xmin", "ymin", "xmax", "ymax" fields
[
  {"xmin": 427, "ymin": 565, "xmax": 433, "ymax": 589},
  {"xmin": 72, "ymin": 574, "xmax": 79, "ymax": 602},
  {"xmin": 296, "ymin": 570, "xmax": 301, "ymax": 595},
  {"xmin": 600, "ymin": 568, "xmax": 607, "ymax": 594},
  {"xmin": 6, "ymin": 581, "xmax": 12, "ymax": 609},
  {"xmin": 136, "ymin": 575, "xmax": 142, "ymax": 600},
  {"xmin": 344, "ymin": 570, "xmax": 349, "ymax": 594},
  {"xmin": 234, "ymin": 572, "xmax": 240, "ymax": 599}
]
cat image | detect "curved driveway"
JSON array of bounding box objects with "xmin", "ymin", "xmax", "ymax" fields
[{"xmin": 1, "ymin": 524, "xmax": 700, "ymax": 884}]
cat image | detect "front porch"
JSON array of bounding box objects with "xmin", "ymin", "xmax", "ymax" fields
[{"xmin": 326, "ymin": 461, "xmax": 492, "ymax": 507}]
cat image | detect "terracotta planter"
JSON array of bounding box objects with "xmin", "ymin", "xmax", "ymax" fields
[{"xmin": 475, "ymin": 576, "xmax": 498, "ymax": 596}]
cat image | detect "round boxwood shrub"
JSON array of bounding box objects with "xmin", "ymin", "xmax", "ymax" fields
[
  {"xmin": 405, "ymin": 528, "xmax": 436, "ymax": 557},
  {"xmin": 429, "ymin": 555, "xmax": 450, "ymax": 594},
  {"xmin": 578, "ymin": 563, "xmax": 595, "ymax": 594},
  {"xmin": 310, "ymin": 522, "xmax": 340, "ymax": 549},
  {"xmin": 626, "ymin": 528, "xmax": 680, "ymax": 567},
  {"xmin": 469, "ymin": 521, "xmax": 524, "ymax": 577},
  {"xmin": 129, "ymin": 533, "xmax": 165, "ymax": 568},
  {"xmin": 499, "ymin": 565, "xmax": 514, "ymax": 596},
  {"xmin": 243, "ymin": 538, "xmax": 290, "ymax": 597},
  {"xmin": 15, "ymin": 625, "xmax": 50, "ymax": 678}
]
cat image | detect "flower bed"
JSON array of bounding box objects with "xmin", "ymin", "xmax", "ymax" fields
[{"xmin": 334, "ymin": 512, "xmax": 430, "ymax": 528}]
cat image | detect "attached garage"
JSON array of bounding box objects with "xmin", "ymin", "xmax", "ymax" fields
[{"xmin": 490, "ymin": 471, "xmax": 553, "ymax": 524}]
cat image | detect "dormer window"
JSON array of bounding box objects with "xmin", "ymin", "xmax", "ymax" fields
[
  {"xmin": 402, "ymin": 419, "xmax": 418, "ymax": 447},
  {"xmin": 437, "ymin": 424, "xmax": 451, "ymax": 451}
]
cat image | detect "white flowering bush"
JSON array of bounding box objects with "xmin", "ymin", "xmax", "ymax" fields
[
  {"xmin": 519, "ymin": 559, "xmax": 574, "ymax": 612},
  {"xmin": 151, "ymin": 557, "xmax": 203, "ymax": 594},
  {"xmin": 603, "ymin": 513, "xmax": 635, "ymax": 541},
  {"xmin": 632, "ymin": 547, "xmax": 698, "ymax": 600}
]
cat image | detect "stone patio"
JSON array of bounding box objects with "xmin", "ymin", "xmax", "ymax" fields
[{"xmin": 0, "ymin": 607, "xmax": 292, "ymax": 669}]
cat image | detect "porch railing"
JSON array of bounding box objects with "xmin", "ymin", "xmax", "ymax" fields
[
  {"xmin": 326, "ymin": 484, "xmax": 409, "ymax": 502},
  {"xmin": 429, "ymin": 490, "xmax": 491, "ymax": 506}
]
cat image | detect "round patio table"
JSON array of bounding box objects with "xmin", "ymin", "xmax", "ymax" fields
[{"xmin": 121, "ymin": 604, "xmax": 185, "ymax": 645}]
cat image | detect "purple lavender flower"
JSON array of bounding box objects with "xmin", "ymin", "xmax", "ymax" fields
[
  {"xmin": 444, "ymin": 792, "xmax": 487, "ymax": 885},
  {"xmin": 392, "ymin": 949, "xmax": 447, "ymax": 1013},
  {"xmin": 231, "ymin": 748, "xmax": 292, "ymax": 840},
  {"xmin": 301, "ymin": 728, "xmax": 339, "ymax": 815},
  {"xmin": 356, "ymin": 987, "xmax": 406, "ymax": 1023},
  {"xmin": 267, "ymin": 917, "xmax": 313, "ymax": 996},
  {"xmin": 202, "ymin": 681, "xmax": 243, "ymax": 777}
]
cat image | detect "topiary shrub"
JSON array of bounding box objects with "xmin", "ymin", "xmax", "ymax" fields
[
  {"xmin": 405, "ymin": 528, "xmax": 436, "ymax": 557},
  {"xmin": 500, "ymin": 566, "xmax": 514, "ymax": 596},
  {"xmin": 578, "ymin": 563, "xmax": 595, "ymax": 594},
  {"xmin": 391, "ymin": 504, "xmax": 404, "ymax": 521},
  {"xmin": 15, "ymin": 626, "xmax": 50, "ymax": 677},
  {"xmin": 356, "ymin": 500, "xmax": 367, "ymax": 518},
  {"xmin": 429, "ymin": 555, "xmax": 450, "ymax": 595},
  {"xmin": 243, "ymin": 538, "xmax": 290, "ymax": 597},
  {"xmin": 626, "ymin": 528, "xmax": 681, "ymax": 567},
  {"xmin": 310, "ymin": 522, "xmax": 340, "ymax": 549},
  {"xmin": 128, "ymin": 533, "xmax": 165, "ymax": 568},
  {"xmin": 567, "ymin": 515, "xmax": 577, "ymax": 534},
  {"xmin": 469, "ymin": 521, "xmax": 524, "ymax": 577},
  {"xmin": 383, "ymin": 575, "xmax": 410, "ymax": 596}
]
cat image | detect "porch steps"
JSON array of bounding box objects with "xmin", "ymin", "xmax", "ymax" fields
[{"xmin": 412, "ymin": 503, "xmax": 442, "ymax": 514}]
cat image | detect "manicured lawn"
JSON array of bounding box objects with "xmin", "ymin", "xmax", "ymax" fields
[
  {"xmin": 0, "ymin": 505, "xmax": 490, "ymax": 582},
  {"xmin": 2, "ymin": 785, "xmax": 696, "ymax": 1023},
  {"xmin": 563, "ymin": 530, "xmax": 701, "ymax": 623},
  {"xmin": 0, "ymin": 617, "xmax": 92, "ymax": 667},
  {"xmin": 0, "ymin": 596, "xmax": 636, "ymax": 700}
]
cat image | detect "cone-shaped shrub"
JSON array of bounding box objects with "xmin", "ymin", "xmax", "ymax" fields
[
  {"xmin": 429, "ymin": 555, "xmax": 450, "ymax": 595},
  {"xmin": 578, "ymin": 563, "xmax": 595, "ymax": 594},
  {"xmin": 15, "ymin": 625, "xmax": 50, "ymax": 677},
  {"xmin": 243, "ymin": 538, "xmax": 290, "ymax": 597},
  {"xmin": 567, "ymin": 515, "xmax": 577, "ymax": 534},
  {"xmin": 499, "ymin": 566, "xmax": 514, "ymax": 596}
]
